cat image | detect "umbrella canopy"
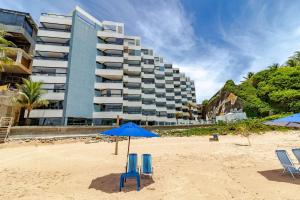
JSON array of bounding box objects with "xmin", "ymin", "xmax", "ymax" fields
[
  {"xmin": 264, "ymin": 113, "xmax": 300, "ymax": 128},
  {"xmin": 100, "ymin": 122, "xmax": 159, "ymax": 172},
  {"xmin": 101, "ymin": 122, "xmax": 159, "ymax": 137}
]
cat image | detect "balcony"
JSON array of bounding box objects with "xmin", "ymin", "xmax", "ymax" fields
[
  {"xmin": 142, "ymin": 104, "xmax": 156, "ymax": 110},
  {"xmin": 38, "ymin": 29, "xmax": 71, "ymax": 39},
  {"xmin": 123, "ymin": 88, "xmax": 141, "ymax": 95},
  {"xmin": 173, "ymin": 73, "xmax": 180, "ymax": 77},
  {"xmin": 166, "ymin": 109, "xmax": 176, "ymax": 114},
  {"xmin": 156, "ymin": 97, "xmax": 166, "ymax": 102},
  {"xmin": 174, "ymin": 88, "xmax": 181, "ymax": 92},
  {"xmin": 31, "ymin": 75, "xmax": 66, "ymax": 83},
  {"xmin": 1, "ymin": 47, "xmax": 32, "ymax": 74},
  {"xmin": 142, "ymin": 83, "xmax": 155, "ymax": 89},
  {"xmin": 174, "ymin": 81, "xmax": 180, "ymax": 85},
  {"xmin": 142, "ymin": 63, "xmax": 154, "ymax": 69},
  {"xmin": 35, "ymin": 44, "xmax": 69, "ymax": 53},
  {"xmin": 33, "ymin": 59, "xmax": 68, "ymax": 68},
  {"xmin": 123, "ymin": 75, "xmax": 141, "ymax": 83},
  {"xmin": 154, "ymin": 70, "xmax": 164, "ymax": 75},
  {"xmin": 94, "ymin": 82, "xmax": 123, "ymax": 90},
  {"xmin": 166, "ymin": 84, "xmax": 174, "ymax": 89},
  {"xmin": 165, "ymin": 68, "xmax": 173, "ymax": 73},
  {"xmin": 95, "ymin": 69, "xmax": 123, "ymax": 80},
  {"xmin": 93, "ymin": 112, "xmax": 123, "ymax": 119},
  {"xmin": 142, "ymin": 54, "xmax": 154, "ymax": 59},
  {"xmin": 96, "ymin": 56, "xmax": 123, "ymax": 63},
  {"xmin": 97, "ymin": 31, "xmax": 124, "ymax": 39},
  {"xmin": 165, "ymin": 76, "xmax": 173, "ymax": 81},
  {"xmin": 42, "ymin": 92, "xmax": 65, "ymax": 101},
  {"xmin": 123, "ymin": 101, "xmax": 142, "ymax": 107},
  {"xmin": 142, "ymin": 93, "xmax": 155, "ymax": 99},
  {"xmin": 142, "ymin": 73, "xmax": 155, "ymax": 79},
  {"xmin": 156, "ymin": 107, "xmax": 167, "ymax": 112},
  {"xmin": 127, "ymin": 55, "xmax": 141, "ymax": 61},
  {"xmin": 40, "ymin": 13, "xmax": 72, "ymax": 26},
  {"xmin": 94, "ymin": 96, "xmax": 123, "ymax": 104},
  {"xmin": 123, "ymin": 113, "xmax": 142, "ymax": 120},
  {"xmin": 28, "ymin": 109, "xmax": 63, "ymax": 118},
  {"xmin": 97, "ymin": 43, "xmax": 123, "ymax": 51}
]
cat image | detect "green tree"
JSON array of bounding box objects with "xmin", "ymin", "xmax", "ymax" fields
[
  {"xmin": 175, "ymin": 112, "xmax": 183, "ymax": 124},
  {"xmin": 15, "ymin": 79, "xmax": 48, "ymax": 125},
  {"xmin": 243, "ymin": 72, "xmax": 254, "ymax": 80},
  {"xmin": 237, "ymin": 123, "xmax": 251, "ymax": 146},
  {"xmin": 187, "ymin": 102, "xmax": 196, "ymax": 122},
  {"xmin": 268, "ymin": 63, "xmax": 280, "ymax": 70}
]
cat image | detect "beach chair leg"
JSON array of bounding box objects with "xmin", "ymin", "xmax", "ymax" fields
[
  {"xmin": 119, "ymin": 176, "xmax": 122, "ymax": 191},
  {"xmin": 287, "ymin": 168, "xmax": 296, "ymax": 179},
  {"xmin": 136, "ymin": 175, "xmax": 140, "ymax": 191}
]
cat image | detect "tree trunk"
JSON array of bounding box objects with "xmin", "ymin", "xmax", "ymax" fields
[
  {"xmin": 25, "ymin": 109, "xmax": 31, "ymax": 126},
  {"xmin": 247, "ymin": 136, "xmax": 251, "ymax": 146}
]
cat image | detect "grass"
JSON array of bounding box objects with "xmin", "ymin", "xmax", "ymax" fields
[{"xmin": 157, "ymin": 113, "xmax": 295, "ymax": 137}]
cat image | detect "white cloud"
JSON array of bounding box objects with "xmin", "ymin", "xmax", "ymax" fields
[{"xmin": 2, "ymin": 0, "xmax": 300, "ymax": 103}]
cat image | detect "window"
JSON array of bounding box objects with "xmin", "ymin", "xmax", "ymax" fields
[
  {"xmin": 143, "ymin": 59, "xmax": 154, "ymax": 65},
  {"xmin": 128, "ymin": 49, "xmax": 141, "ymax": 56},
  {"xmin": 123, "ymin": 107, "xmax": 141, "ymax": 114},
  {"xmin": 32, "ymin": 67, "xmax": 67, "ymax": 76}
]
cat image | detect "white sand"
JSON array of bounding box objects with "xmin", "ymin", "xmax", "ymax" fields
[{"xmin": 1, "ymin": 131, "xmax": 300, "ymax": 200}]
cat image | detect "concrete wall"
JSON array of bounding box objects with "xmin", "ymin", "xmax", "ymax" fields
[{"xmin": 10, "ymin": 124, "xmax": 212, "ymax": 137}]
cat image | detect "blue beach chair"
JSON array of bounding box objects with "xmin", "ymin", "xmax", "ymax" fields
[
  {"xmin": 275, "ymin": 150, "xmax": 300, "ymax": 179},
  {"xmin": 292, "ymin": 148, "xmax": 300, "ymax": 164},
  {"xmin": 120, "ymin": 153, "xmax": 140, "ymax": 191},
  {"xmin": 141, "ymin": 154, "xmax": 153, "ymax": 177}
]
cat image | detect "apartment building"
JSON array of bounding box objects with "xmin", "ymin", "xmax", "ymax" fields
[
  {"xmin": 30, "ymin": 6, "xmax": 198, "ymax": 126},
  {"xmin": 0, "ymin": 8, "xmax": 37, "ymax": 86}
]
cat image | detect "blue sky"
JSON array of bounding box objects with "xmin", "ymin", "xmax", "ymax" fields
[{"xmin": 1, "ymin": 0, "xmax": 300, "ymax": 102}]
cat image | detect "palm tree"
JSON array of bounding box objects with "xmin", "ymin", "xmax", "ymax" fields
[
  {"xmin": 243, "ymin": 72, "xmax": 254, "ymax": 80},
  {"xmin": 0, "ymin": 30, "xmax": 17, "ymax": 71},
  {"xmin": 15, "ymin": 78, "xmax": 48, "ymax": 125},
  {"xmin": 286, "ymin": 59, "xmax": 299, "ymax": 67},
  {"xmin": 268, "ymin": 63, "xmax": 279, "ymax": 70},
  {"xmin": 175, "ymin": 112, "xmax": 183, "ymax": 124},
  {"xmin": 187, "ymin": 102, "xmax": 196, "ymax": 122}
]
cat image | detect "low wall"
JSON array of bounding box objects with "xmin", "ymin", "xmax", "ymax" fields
[{"xmin": 10, "ymin": 124, "xmax": 211, "ymax": 137}]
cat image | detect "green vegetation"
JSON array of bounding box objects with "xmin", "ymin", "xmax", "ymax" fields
[
  {"xmin": 0, "ymin": 29, "xmax": 17, "ymax": 70},
  {"xmin": 216, "ymin": 52, "xmax": 300, "ymax": 118},
  {"xmin": 157, "ymin": 114, "xmax": 293, "ymax": 137},
  {"xmin": 15, "ymin": 79, "xmax": 49, "ymax": 125}
]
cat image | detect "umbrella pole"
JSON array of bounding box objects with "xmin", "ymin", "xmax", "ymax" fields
[
  {"xmin": 114, "ymin": 137, "xmax": 118, "ymax": 155},
  {"xmin": 125, "ymin": 136, "xmax": 131, "ymax": 172}
]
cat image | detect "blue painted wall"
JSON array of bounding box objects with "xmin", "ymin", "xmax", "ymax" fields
[{"xmin": 63, "ymin": 10, "xmax": 100, "ymax": 123}]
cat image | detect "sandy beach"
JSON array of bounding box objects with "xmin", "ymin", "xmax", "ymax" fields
[{"xmin": 1, "ymin": 131, "xmax": 300, "ymax": 200}]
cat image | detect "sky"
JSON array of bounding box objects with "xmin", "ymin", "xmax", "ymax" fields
[{"xmin": 1, "ymin": 0, "xmax": 300, "ymax": 102}]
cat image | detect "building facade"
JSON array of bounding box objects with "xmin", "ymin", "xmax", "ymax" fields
[
  {"xmin": 30, "ymin": 7, "xmax": 197, "ymax": 126},
  {"xmin": 0, "ymin": 8, "xmax": 37, "ymax": 86}
]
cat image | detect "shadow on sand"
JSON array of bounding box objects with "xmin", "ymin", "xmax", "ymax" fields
[
  {"xmin": 258, "ymin": 169, "xmax": 300, "ymax": 185},
  {"xmin": 89, "ymin": 173, "xmax": 155, "ymax": 193}
]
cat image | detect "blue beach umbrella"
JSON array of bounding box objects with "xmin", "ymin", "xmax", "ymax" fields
[
  {"xmin": 100, "ymin": 122, "xmax": 159, "ymax": 171},
  {"xmin": 264, "ymin": 113, "xmax": 300, "ymax": 128}
]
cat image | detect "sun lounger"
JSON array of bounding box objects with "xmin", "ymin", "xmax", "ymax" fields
[
  {"xmin": 141, "ymin": 154, "xmax": 153, "ymax": 177},
  {"xmin": 120, "ymin": 153, "xmax": 140, "ymax": 191},
  {"xmin": 292, "ymin": 148, "xmax": 300, "ymax": 164},
  {"xmin": 275, "ymin": 150, "xmax": 300, "ymax": 179}
]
